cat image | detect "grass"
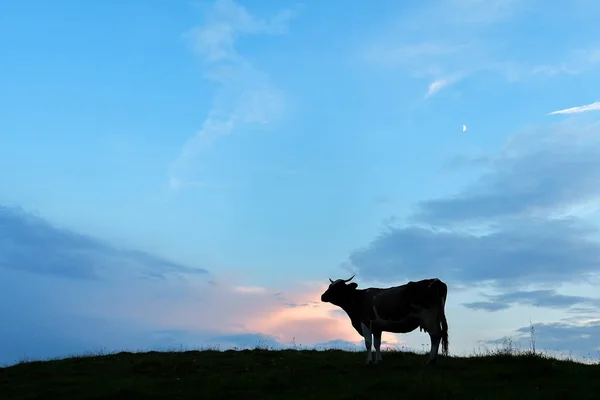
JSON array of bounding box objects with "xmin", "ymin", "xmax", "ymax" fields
[{"xmin": 2, "ymin": 344, "xmax": 600, "ymax": 400}]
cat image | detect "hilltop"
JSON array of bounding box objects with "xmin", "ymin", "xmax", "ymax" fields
[{"xmin": 1, "ymin": 348, "xmax": 599, "ymax": 399}]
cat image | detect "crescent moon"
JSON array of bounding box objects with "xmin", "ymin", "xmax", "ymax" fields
[{"xmin": 462, "ymin": 124, "xmax": 467, "ymax": 132}]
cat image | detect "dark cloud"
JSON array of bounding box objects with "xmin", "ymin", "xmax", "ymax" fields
[
  {"xmin": 487, "ymin": 320, "xmax": 600, "ymax": 359},
  {"xmin": 0, "ymin": 205, "xmax": 216, "ymax": 366},
  {"xmin": 413, "ymin": 121, "xmax": 600, "ymax": 225},
  {"xmin": 413, "ymin": 149, "xmax": 600, "ymax": 225},
  {"xmin": 462, "ymin": 301, "xmax": 509, "ymax": 312},
  {"xmin": 566, "ymin": 306, "xmax": 600, "ymax": 315},
  {"xmin": 348, "ymin": 217, "xmax": 600, "ymax": 287},
  {"xmin": 0, "ymin": 206, "xmax": 207, "ymax": 281},
  {"xmin": 346, "ymin": 119, "xmax": 600, "ymax": 288},
  {"xmin": 463, "ymin": 290, "xmax": 600, "ymax": 311}
]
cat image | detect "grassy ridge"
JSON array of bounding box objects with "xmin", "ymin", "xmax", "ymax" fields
[{"xmin": 1, "ymin": 349, "xmax": 600, "ymax": 400}]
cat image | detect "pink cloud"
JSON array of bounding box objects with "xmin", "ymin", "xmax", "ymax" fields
[
  {"xmin": 149, "ymin": 279, "xmax": 363, "ymax": 345},
  {"xmin": 136, "ymin": 278, "xmax": 405, "ymax": 348},
  {"xmin": 242, "ymin": 284, "xmax": 361, "ymax": 344},
  {"xmin": 17, "ymin": 269, "xmax": 405, "ymax": 350}
]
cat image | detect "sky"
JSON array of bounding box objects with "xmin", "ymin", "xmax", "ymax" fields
[{"xmin": 2, "ymin": 0, "xmax": 600, "ymax": 366}]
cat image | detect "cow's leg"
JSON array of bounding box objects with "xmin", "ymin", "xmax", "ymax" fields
[
  {"xmin": 426, "ymin": 330, "xmax": 442, "ymax": 364},
  {"xmin": 372, "ymin": 329, "xmax": 383, "ymax": 363},
  {"xmin": 420, "ymin": 309, "xmax": 442, "ymax": 364},
  {"xmin": 360, "ymin": 322, "xmax": 373, "ymax": 364}
]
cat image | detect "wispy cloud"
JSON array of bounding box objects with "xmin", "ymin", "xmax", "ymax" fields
[
  {"xmin": 425, "ymin": 76, "xmax": 460, "ymax": 97},
  {"xmin": 361, "ymin": 1, "xmax": 600, "ymax": 91},
  {"xmin": 188, "ymin": 0, "xmax": 296, "ymax": 62},
  {"xmin": 234, "ymin": 285, "xmax": 268, "ymax": 294},
  {"xmin": 169, "ymin": 0, "xmax": 299, "ymax": 191},
  {"xmin": 359, "ymin": 0, "xmax": 518, "ymax": 85},
  {"xmin": 548, "ymin": 101, "xmax": 600, "ymax": 115},
  {"xmin": 426, "ymin": 79, "xmax": 449, "ymax": 97}
]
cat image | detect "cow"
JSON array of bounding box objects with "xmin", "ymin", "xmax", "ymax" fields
[{"xmin": 320, "ymin": 275, "xmax": 449, "ymax": 365}]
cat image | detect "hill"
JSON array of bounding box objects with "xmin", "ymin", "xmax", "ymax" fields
[{"xmin": 1, "ymin": 348, "xmax": 599, "ymax": 399}]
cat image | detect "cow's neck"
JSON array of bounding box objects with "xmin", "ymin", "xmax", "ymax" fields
[{"xmin": 336, "ymin": 290, "xmax": 366, "ymax": 323}]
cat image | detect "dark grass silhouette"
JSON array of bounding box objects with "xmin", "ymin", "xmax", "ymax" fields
[{"xmin": 2, "ymin": 345, "xmax": 600, "ymax": 400}]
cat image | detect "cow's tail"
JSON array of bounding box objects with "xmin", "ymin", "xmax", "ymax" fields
[{"xmin": 438, "ymin": 281, "xmax": 449, "ymax": 357}]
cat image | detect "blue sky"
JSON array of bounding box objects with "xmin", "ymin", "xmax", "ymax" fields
[{"xmin": 2, "ymin": 0, "xmax": 600, "ymax": 365}]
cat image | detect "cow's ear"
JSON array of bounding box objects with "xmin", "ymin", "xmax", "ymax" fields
[{"xmin": 348, "ymin": 282, "xmax": 358, "ymax": 290}]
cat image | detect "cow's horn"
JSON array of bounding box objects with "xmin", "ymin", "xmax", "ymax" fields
[
  {"xmin": 343, "ymin": 275, "xmax": 355, "ymax": 283},
  {"xmin": 329, "ymin": 278, "xmax": 334, "ymax": 283}
]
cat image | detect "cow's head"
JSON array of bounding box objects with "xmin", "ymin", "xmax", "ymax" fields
[{"xmin": 320, "ymin": 275, "xmax": 358, "ymax": 305}]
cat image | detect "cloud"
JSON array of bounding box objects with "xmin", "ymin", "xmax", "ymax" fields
[
  {"xmin": 345, "ymin": 117, "xmax": 600, "ymax": 290},
  {"xmin": 463, "ymin": 290, "xmax": 600, "ymax": 312},
  {"xmin": 412, "ymin": 120, "xmax": 600, "ymax": 225},
  {"xmin": 425, "ymin": 78, "xmax": 455, "ymax": 97},
  {"xmin": 341, "ymin": 112, "xmax": 600, "ymax": 357},
  {"xmin": 0, "ymin": 206, "xmax": 372, "ymax": 365},
  {"xmin": 462, "ymin": 301, "xmax": 509, "ymax": 312},
  {"xmin": 0, "ymin": 206, "xmax": 207, "ymax": 281},
  {"xmin": 487, "ymin": 319, "xmax": 600, "ymax": 358},
  {"xmin": 284, "ymin": 302, "xmax": 309, "ymax": 308},
  {"xmin": 348, "ymin": 218, "xmax": 600, "ymax": 288},
  {"xmin": 169, "ymin": 0, "xmax": 298, "ymax": 190},
  {"xmin": 359, "ymin": 0, "xmax": 518, "ymax": 80},
  {"xmin": 188, "ymin": 0, "xmax": 296, "ymax": 62},
  {"xmin": 342, "ymin": 116, "xmax": 600, "ymax": 357},
  {"xmin": 548, "ymin": 101, "xmax": 600, "ymax": 115},
  {"xmin": 360, "ymin": 1, "xmax": 600, "ymax": 90},
  {"xmin": 234, "ymin": 285, "xmax": 268, "ymax": 294}
]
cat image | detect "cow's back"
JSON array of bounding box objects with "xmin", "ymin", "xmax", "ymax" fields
[
  {"xmin": 405, "ymin": 279, "xmax": 443, "ymax": 307},
  {"xmin": 372, "ymin": 279, "xmax": 442, "ymax": 321}
]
